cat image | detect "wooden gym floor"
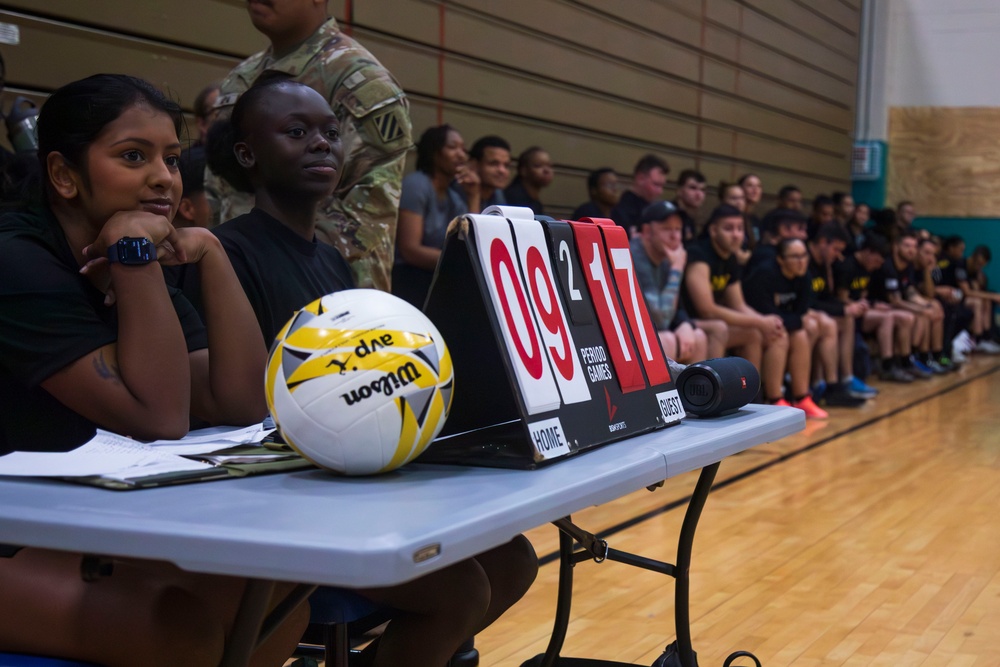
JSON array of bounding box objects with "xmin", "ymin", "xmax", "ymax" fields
[{"xmin": 473, "ymin": 354, "xmax": 1000, "ymax": 666}]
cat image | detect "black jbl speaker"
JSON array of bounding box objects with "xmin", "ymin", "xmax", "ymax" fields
[{"xmin": 676, "ymin": 357, "xmax": 760, "ymax": 418}]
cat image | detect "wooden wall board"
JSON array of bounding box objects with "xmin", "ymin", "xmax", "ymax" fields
[{"xmin": 888, "ymin": 106, "xmax": 1000, "ymax": 218}]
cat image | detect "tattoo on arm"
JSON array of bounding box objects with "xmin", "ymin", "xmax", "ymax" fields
[{"xmin": 93, "ymin": 350, "xmax": 122, "ymax": 384}]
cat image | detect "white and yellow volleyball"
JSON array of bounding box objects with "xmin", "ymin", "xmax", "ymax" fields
[{"xmin": 265, "ymin": 289, "xmax": 454, "ymax": 475}]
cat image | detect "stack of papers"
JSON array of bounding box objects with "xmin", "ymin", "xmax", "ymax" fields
[{"xmin": 0, "ymin": 423, "xmax": 309, "ymax": 489}]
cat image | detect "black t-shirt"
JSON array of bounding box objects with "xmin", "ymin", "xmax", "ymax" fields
[
  {"xmin": 743, "ymin": 260, "xmax": 809, "ymax": 331},
  {"xmin": 503, "ymin": 181, "xmax": 544, "ymax": 215},
  {"xmin": 610, "ymin": 190, "xmax": 649, "ymax": 234},
  {"xmin": 939, "ymin": 257, "xmax": 969, "ymax": 288},
  {"xmin": 176, "ymin": 208, "xmax": 355, "ymax": 345},
  {"xmin": 834, "ymin": 255, "xmax": 871, "ymax": 301},
  {"xmin": 672, "ymin": 199, "xmax": 698, "ymax": 243},
  {"xmin": 682, "ymin": 237, "xmax": 742, "ymax": 318},
  {"xmin": 0, "ymin": 208, "xmax": 208, "ymax": 454},
  {"xmin": 807, "ymin": 255, "xmax": 845, "ymax": 316},
  {"xmin": 745, "ymin": 243, "xmax": 777, "ymax": 277},
  {"xmin": 570, "ymin": 200, "xmax": 605, "ymax": 220},
  {"xmin": 870, "ymin": 257, "xmax": 915, "ymax": 304}
]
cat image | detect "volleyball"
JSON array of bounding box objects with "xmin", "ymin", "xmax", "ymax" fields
[{"xmin": 265, "ymin": 289, "xmax": 454, "ymax": 475}]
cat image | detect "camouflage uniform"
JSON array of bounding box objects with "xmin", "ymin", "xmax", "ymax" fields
[{"xmin": 208, "ymin": 18, "xmax": 412, "ymax": 291}]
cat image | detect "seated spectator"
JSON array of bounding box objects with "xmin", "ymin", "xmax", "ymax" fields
[
  {"xmin": 393, "ymin": 124, "xmax": 476, "ymax": 308},
  {"xmin": 744, "ymin": 239, "xmax": 833, "ymax": 417},
  {"xmin": 672, "ymin": 168, "xmax": 707, "ymax": 243},
  {"xmin": 504, "ymin": 145, "xmax": 552, "ymax": 215},
  {"xmin": 630, "ymin": 200, "xmax": 726, "ymax": 362},
  {"xmin": 0, "ymin": 73, "xmax": 302, "ymax": 667},
  {"xmin": 897, "ymin": 200, "xmax": 916, "ymax": 234},
  {"xmin": 748, "ymin": 208, "xmax": 808, "ymax": 273},
  {"xmin": 571, "ymin": 167, "xmax": 620, "ymax": 219},
  {"xmin": 807, "ymin": 194, "xmax": 835, "ymax": 240},
  {"xmin": 738, "ymin": 173, "xmax": 764, "ymax": 244},
  {"xmin": 846, "ymin": 200, "xmax": 870, "ymax": 253},
  {"xmin": 611, "ymin": 153, "xmax": 669, "ymax": 235},
  {"xmin": 460, "ymin": 135, "xmax": 511, "ymax": 211},
  {"xmin": 777, "ymin": 184, "xmax": 803, "ymax": 211},
  {"xmin": 682, "ymin": 205, "xmax": 789, "ymax": 404},
  {"xmin": 718, "ymin": 181, "xmax": 751, "ymax": 265},
  {"xmin": 192, "ymin": 81, "xmax": 220, "ymax": 146},
  {"xmin": 175, "ymin": 145, "xmax": 212, "ymax": 228},
  {"xmin": 964, "ymin": 244, "xmax": 1000, "ymax": 353},
  {"xmin": 836, "ymin": 233, "xmax": 918, "ymax": 383},
  {"xmin": 915, "ymin": 236, "xmax": 966, "ymax": 368},
  {"xmin": 807, "ymin": 223, "xmax": 879, "ymax": 399},
  {"xmin": 832, "ymin": 191, "xmax": 855, "ymax": 227},
  {"xmin": 870, "ymin": 231, "xmax": 947, "ymax": 375},
  {"xmin": 199, "ymin": 78, "xmax": 538, "ymax": 667}
]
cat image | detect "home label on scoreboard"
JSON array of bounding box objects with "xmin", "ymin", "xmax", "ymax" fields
[{"xmin": 420, "ymin": 211, "xmax": 684, "ymax": 469}]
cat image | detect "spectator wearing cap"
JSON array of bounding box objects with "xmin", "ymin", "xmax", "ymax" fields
[
  {"xmin": 630, "ymin": 201, "xmax": 727, "ymax": 363},
  {"xmin": 611, "ymin": 154, "xmax": 669, "ymax": 236},
  {"xmin": 572, "ymin": 167, "xmax": 620, "ymax": 220},
  {"xmin": 682, "ymin": 205, "xmax": 790, "ymax": 404}
]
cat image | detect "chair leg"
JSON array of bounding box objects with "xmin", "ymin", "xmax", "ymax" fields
[{"xmin": 326, "ymin": 622, "xmax": 350, "ymax": 667}]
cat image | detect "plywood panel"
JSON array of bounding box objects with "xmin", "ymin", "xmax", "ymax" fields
[{"xmin": 888, "ymin": 106, "xmax": 1000, "ymax": 218}]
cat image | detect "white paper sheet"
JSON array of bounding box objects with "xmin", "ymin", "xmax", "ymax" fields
[{"xmin": 0, "ymin": 431, "xmax": 213, "ymax": 477}]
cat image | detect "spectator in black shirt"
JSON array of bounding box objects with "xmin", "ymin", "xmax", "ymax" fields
[
  {"xmin": 747, "ymin": 208, "xmax": 807, "ymax": 275},
  {"xmin": 871, "ymin": 231, "xmax": 946, "ymax": 375},
  {"xmin": 739, "ymin": 173, "xmax": 764, "ymax": 247},
  {"xmin": 915, "ymin": 237, "xmax": 966, "ymax": 367},
  {"xmin": 683, "ymin": 205, "xmax": 789, "ymax": 404},
  {"xmin": 611, "ymin": 153, "xmax": 669, "ymax": 236},
  {"xmin": 807, "ymin": 223, "xmax": 879, "ymax": 399},
  {"xmin": 839, "ymin": 233, "xmax": 916, "ymax": 382},
  {"xmin": 504, "ymin": 145, "xmax": 552, "ymax": 215},
  {"xmin": 807, "ymin": 194, "xmax": 835, "ymax": 240},
  {"xmin": 571, "ymin": 167, "xmax": 620, "ymax": 220},
  {"xmin": 673, "ymin": 169, "xmax": 707, "ymax": 243}
]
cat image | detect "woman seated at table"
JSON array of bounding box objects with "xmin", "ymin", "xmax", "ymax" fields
[
  {"xmin": 206, "ymin": 77, "xmax": 539, "ymax": 667},
  {"xmin": 0, "ymin": 74, "xmax": 307, "ymax": 667}
]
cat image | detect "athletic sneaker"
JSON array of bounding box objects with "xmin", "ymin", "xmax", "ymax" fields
[
  {"xmin": 925, "ymin": 358, "xmax": 949, "ymax": 375},
  {"xmin": 844, "ymin": 376, "xmax": 879, "ymax": 398},
  {"xmin": 880, "ymin": 366, "xmax": 914, "ymax": 383},
  {"xmin": 819, "ymin": 386, "xmax": 867, "ymax": 407},
  {"xmin": 793, "ymin": 395, "xmax": 829, "ymax": 419},
  {"xmin": 907, "ymin": 357, "xmax": 933, "ymax": 379},
  {"xmin": 954, "ymin": 330, "xmax": 975, "ymax": 355},
  {"xmin": 812, "ymin": 380, "xmax": 827, "ymax": 401},
  {"xmin": 772, "ymin": 398, "xmax": 792, "ymax": 408},
  {"xmin": 975, "ymin": 339, "xmax": 1000, "ymax": 354},
  {"xmin": 951, "ymin": 347, "xmax": 968, "ymax": 365}
]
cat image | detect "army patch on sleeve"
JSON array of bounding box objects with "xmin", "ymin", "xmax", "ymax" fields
[{"xmin": 373, "ymin": 110, "xmax": 405, "ymax": 143}]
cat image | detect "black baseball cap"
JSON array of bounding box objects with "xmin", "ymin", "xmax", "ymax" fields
[{"xmin": 639, "ymin": 200, "xmax": 680, "ymax": 225}]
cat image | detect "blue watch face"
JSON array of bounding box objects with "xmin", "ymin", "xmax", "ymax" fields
[{"xmin": 111, "ymin": 237, "xmax": 156, "ymax": 265}]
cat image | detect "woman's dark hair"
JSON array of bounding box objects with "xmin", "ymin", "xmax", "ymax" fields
[
  {"xmin": 39, "ymin": 74, "xmax": 182, "ymax": 180},
  {"xmin": 737, "ymin": 173, "xmax": 759, "ymax": 187},
  {"xmin": 205, "ymin": 74, "xmax": 300, "ymax": 194},
  {"xmin": 415, "ymin": 124, "xmax": 455, "ymax": 175},
  {"xmin": 3, "ymin": 74, "xmax": 183, "ymax": 206}
]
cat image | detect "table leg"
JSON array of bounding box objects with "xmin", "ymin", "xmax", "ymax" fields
[{"xmin": 671, "ymin": 461, "xmax": 720, "ymax": 667}]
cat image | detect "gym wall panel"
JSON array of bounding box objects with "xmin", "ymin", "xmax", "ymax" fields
[
  {"xmin": 0, "ymin": 1, "xmax": 267, "ymax": 56},
  {"xmin": 887, "ymin": 106, "xmax": 1000, "ymax": 218},
  {"xmin": 0, "ymin": 0, "xmax": 859, "ymax": 204}
]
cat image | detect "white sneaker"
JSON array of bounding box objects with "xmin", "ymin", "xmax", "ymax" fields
[
  {"xmin": 975, "ymin": 339, "xmax": 1000, "ymax": 354},
  {"xmin": 952, "ymin": 348, "xmax": 968, "ymax": 364},
  {"xmin": 954, "ymin": 330, "xmax": 975, "ymax": 355}
]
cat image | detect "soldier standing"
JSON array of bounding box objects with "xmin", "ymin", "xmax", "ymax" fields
[{"xmin": 207, "ymin": 0, "xmax": 412, "ymax": 291}]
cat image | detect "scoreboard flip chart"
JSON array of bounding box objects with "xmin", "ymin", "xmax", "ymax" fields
[{"xmin": 421, "ymin": 209, "xmax": 684, "ymax": 469}]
